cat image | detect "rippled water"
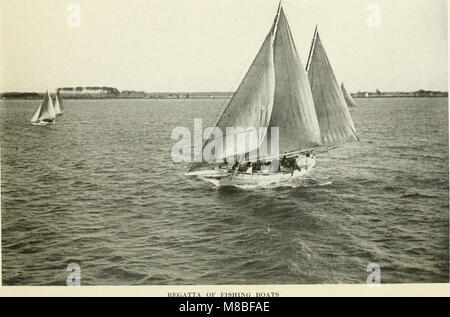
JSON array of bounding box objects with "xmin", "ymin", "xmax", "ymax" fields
[{"xmin": 1, "ymin": 98, "xmax": 448, "ymax": 285}]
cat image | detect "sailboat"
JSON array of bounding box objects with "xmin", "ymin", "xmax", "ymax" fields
[
  {"xmin": 341, "ymin": 83, "xmax": 357, "ymax": 108},
  {"xmin": 54, "ymin": 90, "xmax": 64, "ymax": 115},
  {"xmin": 30, "ymin": 90, "xmax": 57, "ymax": 125},
  {"xmin": 186, "ymin": 3, "xmax": 358, "ymax": 188}
]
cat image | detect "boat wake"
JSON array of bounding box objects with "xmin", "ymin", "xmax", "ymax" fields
[
  {"xmin": 54, "ymin": 122, "xmax": 99, "ymax": 125},
  {"xmin": 214, "ymin": 178, "xmax": 333, "ymax": 190}
]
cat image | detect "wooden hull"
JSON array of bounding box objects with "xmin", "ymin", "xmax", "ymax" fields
[{"xmin": 187, "ymin": 156, "xmax": 316, "ymax": 188}]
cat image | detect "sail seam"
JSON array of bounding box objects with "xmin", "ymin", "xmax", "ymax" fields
[{"xmin": 280, "ymin": 35, "xmax": 294, "ymax": 136}]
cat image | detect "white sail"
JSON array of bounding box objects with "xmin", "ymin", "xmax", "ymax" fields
[
  {"xmin": 48, "ymin": 91, "xmax": 56, "ymax": 119},
  {"xmin": 30, "ymin": 104, "xmax": 42, "ymax": 123},
  {"xmin": 56, "ymin": 90, "xmax": 64, "ymax": 114},
  {"xmin": 31, "ymin": 91, "xmax": 56, "ymax": 123},
  {"xmin": 307, "ymin": 30, "xmax": 358, "ymax": 147},
  {"xmin": 341, "ymin": 83, "xmax": 357, "ymax": 108},
  {"xmin": 54, "ymin": 93, "xmax": 62, "ymax": 115},
  {"xmin": 268, "ymin": 7, "xmax": 322, "ymax": 153},
  {"xmin": 41, "ymin": 91, "xmax": 56, "ymax": 120}
]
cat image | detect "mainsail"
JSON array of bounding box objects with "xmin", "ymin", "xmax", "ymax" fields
[
  {"xmin": 30, "ymin": 90, "xmax": 56, "ymax": 123},
  {"xmin": 188, "ymin": 4, "xmax": 321, "ymax": 172},
  {"xmin": 268, "ymin": 7, "xmax": 322, "ymax": 153},
  {"xmin": 307, "ymin": 29, "xmax": 358, "ymax": 147},
  {"xmin": 341, "ymin": 83, "xmax": 357, "ymax": 108}
]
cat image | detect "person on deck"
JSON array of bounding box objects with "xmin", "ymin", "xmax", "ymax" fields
[
  {"xmin": 290, "ymin": 158, "xmax": 301, "ymax": 176},
  {"xmin": 252, "ymin": 160, "xmax": 261, "ymax": 172},
  {"xmin": 281, "ymin": 155, "xmax": 287, "ymax": 167}
]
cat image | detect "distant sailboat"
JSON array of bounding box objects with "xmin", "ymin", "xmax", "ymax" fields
[
  {"xmin": 54, "ymin": 90, "xmax": 64, "ymax": 115},
  {"xmin": 186, "ymin": 3, "xmax": 358, "ymax": 188},
  {"xmin": 30, "ymin": 90, "xmax": 56, "ymax": 125},
  {"xmin": 341, "ymin": 83, "xmax": 357, "ymax": 108}
]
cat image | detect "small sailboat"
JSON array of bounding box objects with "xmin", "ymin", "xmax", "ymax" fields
[
  {"xmin": 30, "ymin": 90, "xmax": 56, "ymax": 125},
  {"xmin": 54, "ymin": 90, "xmax": 64, "ymax": 115},
  {"xmin": 186, "ymin": 3, "xmax": 358, "ymax": 188},
  {"xmin": 341, "ymin": 83, "xmax": 357, "ymax": 108}
]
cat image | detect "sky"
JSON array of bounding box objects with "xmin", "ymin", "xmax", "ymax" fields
[{"xmin": 0, "ymin": 0, "xmax": 448, "ymax": 93}]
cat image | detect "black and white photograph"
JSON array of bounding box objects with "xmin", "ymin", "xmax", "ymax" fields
[{"xmin": 0, "ymin": 0, "xmax": 448, "ymax": 290}]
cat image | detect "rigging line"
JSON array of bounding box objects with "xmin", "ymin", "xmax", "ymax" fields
[
  {"xmin": 194, "ymin": 27, "xmax": 269, "ymax": 139},
  {"xmin": 186, "ymin": 59, "xmax": 245, "ymax": 170},
  {"xmin": 192, "ymin": 45, "xmax": 271, "ymax": 169},
  {"xmin": 305, "ymin": 26, "xmax": 318, "ymax": 73},
  {"xmin": 207, "ymin": 2, "xmax": 282, "ymax": 128},
  {"xmin": 189, "ymin": 5, "xmax": 283, "ymax": 171},
  {"xmin": 188, "ymin": 10, "xmax": 282, "ymax": 171},
  {"xmin": 207, "ymin": 1, "xmax": 282, "ymax": 134},
  {"xmin": 283, "ymin": 0, "xmax": 317, "ymax": 25},
  {"xmin": 200, "ymin": 47, "xmax": 256, "ymax": 144},
  {"xmin": 187, "ymin": 39, "xmax": 264, "ymax": 171}
]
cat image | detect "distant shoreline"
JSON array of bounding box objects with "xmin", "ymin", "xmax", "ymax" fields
[
  {"xmin": 0, "ymin": 96, "xmax": 234, "ymax": 100},
  {"xmin": 353, "ymin": 95, "xmax": 448, "ymax": 99},
  {"xmin": 1, "ymin": 96, "xmax": 447, "ymax": 101},
  {"xmin": 1, "ymin": 88, "xmax": 447, "ymax": 100}
]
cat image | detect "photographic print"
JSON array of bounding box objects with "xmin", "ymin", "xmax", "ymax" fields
[{"xmin": 0, "ymin": 0, "xmax": 448, "ymax": 288}]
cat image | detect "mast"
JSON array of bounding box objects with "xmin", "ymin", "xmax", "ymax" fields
[{"xmin": 305, "ymin": 25, "xmax": 318, "ymax": 73}]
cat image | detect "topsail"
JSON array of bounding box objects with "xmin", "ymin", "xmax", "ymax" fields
[{"xmin": 307, "ymin": 29, "xmax": 358, "ymax": 147}]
